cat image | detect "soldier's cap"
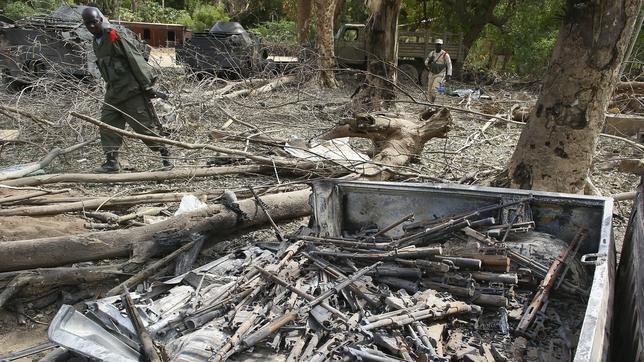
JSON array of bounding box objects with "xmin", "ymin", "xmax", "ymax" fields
[{"xmin": 434, "ymin": 38, "xmax": 444, "ymax": 44}]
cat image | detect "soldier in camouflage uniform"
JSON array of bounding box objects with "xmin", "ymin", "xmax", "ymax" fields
[{"xmin": 82, "ymin": 7, "xmax": 172, "ymax": 173}]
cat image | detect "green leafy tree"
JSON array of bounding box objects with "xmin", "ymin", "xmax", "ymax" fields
[
  {"xmin": 248, "ymin": 20, "xmax": 296, "ymax": 43},
  {"xmin": 4, "ymin": 1, "xmax": 36, "ymax": 19},
  {"xmin": 190, "ymin": 4, "xmax": 229, "ymax": 31}
]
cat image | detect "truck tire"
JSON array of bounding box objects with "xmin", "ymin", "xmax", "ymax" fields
[{"xmin": 397, "ymin": 63, "xmax": 418, "ymax": 85}]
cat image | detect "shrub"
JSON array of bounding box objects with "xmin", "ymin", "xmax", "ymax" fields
[
  {"xmin": 190, "ymin": 4, "xmax": 228, "ymax": 32},
  {"xmin": 4, "ymin": 1, "xmax": 36, "ymax": 20},
  {"xmin": 248, "ymin": 20, "xmax": 296, "ymax": 44}
]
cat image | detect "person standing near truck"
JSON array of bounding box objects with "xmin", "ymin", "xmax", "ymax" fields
[
  {"xmin": 81, "ymin": 6, "xmax": 172, "ymax": 173},
  {"xmin": 424, "ymin": 39, "xmax": 452, "ymax": 103}
]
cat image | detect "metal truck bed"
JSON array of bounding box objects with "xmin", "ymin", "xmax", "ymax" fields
[{"xmin": 309, "ymin": 180, "xmax": 615, "ymax": 362}]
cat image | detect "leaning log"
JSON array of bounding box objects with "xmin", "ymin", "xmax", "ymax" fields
[{"xmin": 0, "ymin": 190, "xmax": 311, "ymax": 272}]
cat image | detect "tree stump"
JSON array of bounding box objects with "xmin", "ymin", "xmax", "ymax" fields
[{"xmin": 319, "ymin": 107, "xmax": 452, "ymax": 180}]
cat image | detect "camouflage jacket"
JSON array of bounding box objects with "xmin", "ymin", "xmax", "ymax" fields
[{"xmin": 93, "ymin": 26, "xmax": 154, "ymax": 104}]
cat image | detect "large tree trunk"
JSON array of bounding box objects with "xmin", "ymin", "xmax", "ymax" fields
[
  {"xmin": 351, "ymin": 0, "xmax": 403, "ymax": 112},
  {"xmin": 507, "ymin": 0, "xmax": 642, "ymax": 193},
  {"xmin": 314, "ymin": 0, "xmax": 339, "ymax": 88},
  {"xmin": 297, "ymin": 0, "xmax": 313, "ymax": 44}
]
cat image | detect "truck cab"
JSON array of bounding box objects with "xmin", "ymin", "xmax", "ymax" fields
[
  {"xmin": 334, "ymin": 23, "xmax": 464, "ymax": 84},
  {"xmin": 334, "ymin": 24, "xmax": 367, "ymax": 67}
]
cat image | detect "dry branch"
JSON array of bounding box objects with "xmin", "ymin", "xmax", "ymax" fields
[
  {"xmin": 2, "ymin": 165, "xmax": 264, "ymax": 187},
  {"xmin": 0, "ymin": 189, "xmax": 69, "ymax": 205},
  {"xmin": 70, "ymin": 112, "xmax": 318, "ymax": 170},
  {"xmin": 0, "ymin": 138, "xmax": 98, "ymax": 181},
  {"xmin": 0, "ymin": 104, "xmax": 55, "ymax": 126},
  {"xmin": 105, "ymin": 238, "xmax": 199, "ymax": 296},
  {"xmin": 0, "ymin": 195, "xmax": 175, "ymax": 216}
]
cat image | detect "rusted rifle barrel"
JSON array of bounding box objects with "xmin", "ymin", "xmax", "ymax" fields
[
  {"xmin": 305, "ymin": 253, "xmax": 380, "ymax": 307},
  {"xmin": 371, "ymin": 266, "xmax": 422, "ymax": 279},
  {"xmin": 434, "ymin": 255, "xmax": 482, "ymax": 269},
  {"xmin": 308, "ymin": 261, "xmax": 382, "ymax": 306},
  {"xmin": 425, "ymin": 281, "xmax": 508, "ymax": 307},
  {"xmin": 375, "ymin": 276, "xmax": 419, "ymax": 293},
  {"xmin": 344, "ymin": 347, "xmax": 401, "ymax": 362},
  {"xmin": 395, "ymin": 258, "xmax": 451, "ymax": 273},
  {"xmin": 254, "ymin": 266, "xmax": 348, "ymax": 321},
  {"xmin": 363, "ymin": 302, "xmax": 473, "ymax": 330},
  {"xmin": 373, "ymin": 213, "xmax": 415, "ymax": 238},
  {"xmin": 311, "ymin": 246, "xmax": 442, "ymax": 260},
  {"xmin": 241, "ymin": 310, "xmax": 299, "ymax": 349},
  {"xmin": 469, "ymin": 271, "xmax": 518, "ymax": 284}
]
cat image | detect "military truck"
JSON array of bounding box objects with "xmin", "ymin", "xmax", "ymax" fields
[
  {"xmin": 176, "ymin": 22, "xmax": 265, "ymax": 76},
  {"xmin": 0, "ymin": 4, "xmax": 149, "ymax": 85},
  {"xmin": 334, "ymin": 24, "xmax": 465, "ymax": 84},
  {"xmin": 176, "ymin": 21, "xmax": 299, "ymax": 76}
]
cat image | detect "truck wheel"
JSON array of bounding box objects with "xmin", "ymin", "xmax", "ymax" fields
[{"xmin": 397, "ymin": 63, "xmax": 418, "ymax": 85}]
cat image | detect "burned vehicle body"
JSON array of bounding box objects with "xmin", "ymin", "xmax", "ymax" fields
[
  {"xmin": 0, "ymin": 5, "xmax": 148, "ymax": 85},
  {"xmin": 176, "ymin": 21, "xmax": 264, "ymax": 75}
]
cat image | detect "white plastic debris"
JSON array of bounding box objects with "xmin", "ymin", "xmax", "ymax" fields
[
  {"xmin": 284, "ymin": 137, "xmax": 371, "ymax": 167},
  {"xmin": 174, "ymin": 195, "xmax": 207, "ymax": 216}
]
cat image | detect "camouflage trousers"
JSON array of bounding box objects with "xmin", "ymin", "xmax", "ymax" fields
[{"xmin": 100, "ymin": 93, "xmax": 164, "ymax": 154}]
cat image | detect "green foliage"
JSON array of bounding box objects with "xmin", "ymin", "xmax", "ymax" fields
[
  {"xmin": 4, "ymin": 1, "xmax": 36, "ymax": 19},
  {"xmin": 248, "ymin": 20, "xmax": 296, "ymax": 44},
  {"xmin": 115, "ymin": 0, "xmax": 224, "ymax": 30},
  {"xmin": 2, "ymin": 0, "xmax": 62, "ymax": 20},
  {"xmin": 135, "ymin": 0, "xmax": 190, "ymax": 23},
  {"xmin": 234, "ymin": 0, "xmax": 285, "ymax": 26},
  {"xmin": 188, "ymin": 4, "xmax": 229, "ymax": 32},
  {"xmin": 116, "ymin": 7, "xmax": 142, "ymax": 22},
  {"xmin": 466, "ymin": 0, "xmax": 562, "ymax": 76},
  {"xmin": 335, "ymin": 0, "xmax": 368, "ymax": 25}
]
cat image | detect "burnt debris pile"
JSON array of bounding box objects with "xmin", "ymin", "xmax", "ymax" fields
[{"xmin": 47, "ymin": 197, "xmax": 590, "ymax": 361}]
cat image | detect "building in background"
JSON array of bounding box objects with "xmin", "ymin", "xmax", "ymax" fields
[{"xmin": 113, "ymin": 21, "xmax": 189, "ymax": 47}]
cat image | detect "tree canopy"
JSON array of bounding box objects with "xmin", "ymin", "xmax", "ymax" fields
[{"xmin": 0, "ymin": 0, "xmax": 591, "ymax": 76}]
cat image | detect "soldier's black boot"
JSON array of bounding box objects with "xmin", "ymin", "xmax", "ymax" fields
[
  {"xmin": 94, "ymin": 152, "xmax": 121, "ymax": 173},
  {"xmin": 160, "ymin": 148, "xmax": 174, "ymax": 169}
]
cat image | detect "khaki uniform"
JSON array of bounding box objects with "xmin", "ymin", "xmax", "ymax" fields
[
  {"xmin": 93, "ymin": 27, "xmax": 162, "ymax": 154},
  {"xmin": 424, "ymin": 49, "xmax": 452, "ymax": 102}
]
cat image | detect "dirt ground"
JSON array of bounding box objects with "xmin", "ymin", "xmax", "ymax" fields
[{"xmin": 0, "ymin": 57, "xmax": 640, "ymax": 358}]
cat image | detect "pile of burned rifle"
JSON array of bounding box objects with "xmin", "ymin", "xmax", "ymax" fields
[{"xmin": 50, "ymin": 198, "xmax": 589, "ymax": 361}]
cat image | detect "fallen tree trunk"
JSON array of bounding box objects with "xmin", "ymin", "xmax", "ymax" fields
[
  {"xmin": 0, "ymin": 264, "xmax": 125, "ymax": 301},
  {"xmin": 2, "ymin": 164, "xmax": 265, "ymax": 187},
  {"xmin": 0, "ymin": 189, "xmax": 311, "ymax": 271}
]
